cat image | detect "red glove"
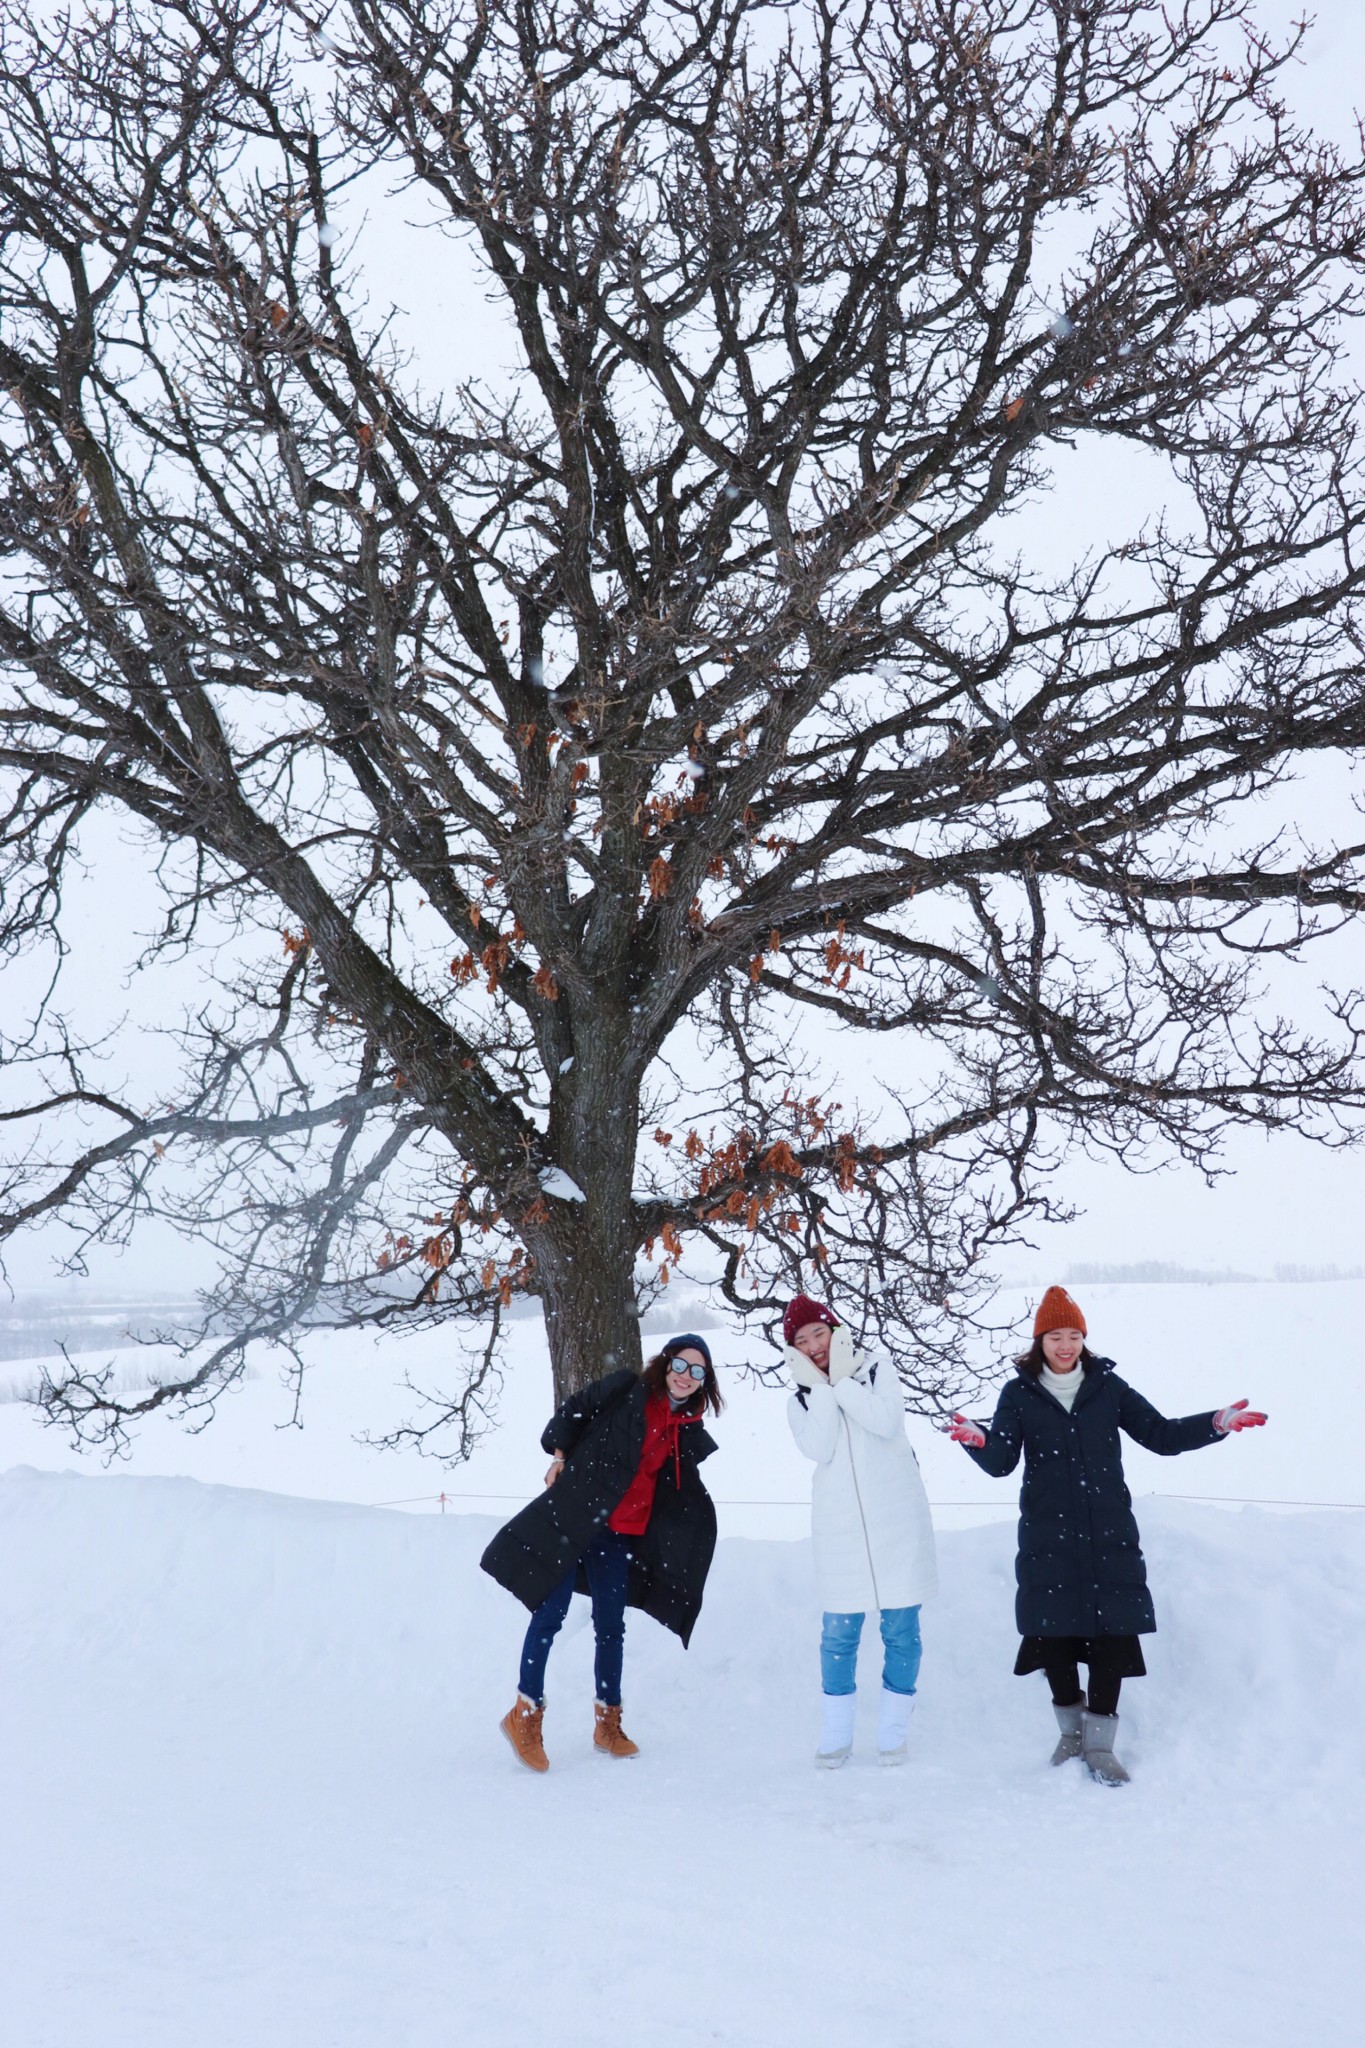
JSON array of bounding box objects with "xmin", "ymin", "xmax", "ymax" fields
[
  {"xmin": 947, "ymin": 1412, "xmax": 986, "ymax": 1448},
  {"xmin": 1213, "ymin": 1399, "xmax": 1267, "ymax": 1434}
]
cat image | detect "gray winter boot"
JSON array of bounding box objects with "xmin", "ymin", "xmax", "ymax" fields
[
  {"xmin": 1081, "ymin": 1710, "xmax": 1130, "ymax": 1786},
  {"xmin": 1050, "ymin": 1700, "xmax": 1085, "ymax": 1766}
]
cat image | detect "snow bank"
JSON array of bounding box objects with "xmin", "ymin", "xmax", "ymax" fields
[{"xmin": 0, "ymin": 1466, "xmax": 1359, "ymax": 2047}]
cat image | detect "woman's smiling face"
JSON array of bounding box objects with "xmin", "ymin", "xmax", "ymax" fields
[
  {"xmin": 1041, "ymin": 1327, "xmax": 1085, "ymax": 1374},
  {"xmin": 665, "ymin": 1349, "xmax": 708, "ymax": 1401},
  {"xmin": 793, "ymin": 1321, "xmax": 833, "ymax": 1371}
]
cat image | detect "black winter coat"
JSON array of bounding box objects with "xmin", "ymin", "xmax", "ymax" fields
[
  {"xmin": 479, "ymin": 1370, "xmax": 719, "ymax": 1646},
  {"xmin": 964, "ymin": 1357, "xmax": 1224, "ymax": 1636}
]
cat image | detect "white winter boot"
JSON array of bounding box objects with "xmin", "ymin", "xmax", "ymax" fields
[
  {"xmin": 876, "ymin": 1687, "xmax": 916, "ymax": 1766},
  {"xmin": 815, "ymin": 1691, "xmax": 857, "ymax": 1769}
]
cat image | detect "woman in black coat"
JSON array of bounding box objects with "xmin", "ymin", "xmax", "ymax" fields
[
  {"xmin": 481, "ymin": 1333, "xmax": 722, "ymax": 1772},
  {"xmin": 948, "ymin": 1287, "xmax": 1266, "ymax": 1785}
]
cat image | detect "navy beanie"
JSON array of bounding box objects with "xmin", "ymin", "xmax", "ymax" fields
[{"xmin": 662, "ymin": 1332, "xmax": 713, "ymax": 1372}]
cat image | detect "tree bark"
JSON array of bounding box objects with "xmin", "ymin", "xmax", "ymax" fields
[
  {"xmin": 537, "ymin": 1218, "xmax": 645, "ymax": 1402},
  {"xmin": 534, "ymin": 1021, "xmax": 647, "ymax": 1397}
]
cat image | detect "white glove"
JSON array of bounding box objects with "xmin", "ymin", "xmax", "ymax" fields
[
  {"xmin": 785, "ymin": 1343, "xmax": 825, "ymax": 1391},
  {"xmin": 827, "ymin": 1323, "xmax": 860, "ymax": 1384}
]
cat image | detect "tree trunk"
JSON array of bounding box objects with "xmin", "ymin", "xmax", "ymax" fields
[
  {"xmin": 537, "ymin": 1218, "xmax": 644, "ymax": 1403},
  {"xmin": 534, "ymin": 1029, "xmax": 645, "ymax": 1401}
]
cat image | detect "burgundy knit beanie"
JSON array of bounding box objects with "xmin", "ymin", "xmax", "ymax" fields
[
  {"xmin": 1033, "ymin": 1286, "xmax": 1087, "ymax": 1338},
  {"xmin": 783, "ymin": 1293, "xmax": 838, "ymax": 1347}
]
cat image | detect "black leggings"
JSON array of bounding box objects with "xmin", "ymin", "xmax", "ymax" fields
[{"xmin": 1044, "ymin": 1655, "xmax": 1122, "ymax": 1718}]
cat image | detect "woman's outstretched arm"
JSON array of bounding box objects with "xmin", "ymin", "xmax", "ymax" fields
[
  {"xmin": 1115, "ymin": 1378, "xmax": 1255, "ymax": 1455},
  {"xmin": 950, "ymin": 1385, "xmax": 1025, "ymax": 1478}
]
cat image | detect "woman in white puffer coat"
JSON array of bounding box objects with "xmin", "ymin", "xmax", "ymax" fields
[{"xmin": 785, "ymin": 1292, "xmax": 937, "ymax": 1769}]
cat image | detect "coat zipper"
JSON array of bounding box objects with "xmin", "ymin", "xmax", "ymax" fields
[{"xmin": 840, "ymin": 1411, "xmax": 882, "ymax": 1611}]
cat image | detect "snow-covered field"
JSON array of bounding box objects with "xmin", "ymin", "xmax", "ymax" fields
[{"xmin": 0, "ymin": 1282, "xmax": 1362, "ymax": 2045}]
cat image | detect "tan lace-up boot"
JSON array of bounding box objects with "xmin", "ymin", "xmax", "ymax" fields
[
  {"xmin": 500, "ymin": 1693, "xmax": 549, "ymax": 1772},
  {"xmin": 593, "ymin": 1701, "xmax": 640, "ymax": 1759}
]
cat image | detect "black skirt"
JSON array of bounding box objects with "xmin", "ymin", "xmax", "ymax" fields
[{"xmin": 1014, "ymin": 1633, "xmax": 1147, "ymax": 1679}]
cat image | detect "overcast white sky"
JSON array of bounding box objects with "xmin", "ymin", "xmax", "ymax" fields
[
  {"xmin": 5, "ymin": 0, "xmax": 1365, "ymax": 1302},
  {"xmin": 996, "ymin": 0, "xmax": 1365, "ymax": 1281}
]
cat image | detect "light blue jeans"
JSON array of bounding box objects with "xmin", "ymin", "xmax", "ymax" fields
[{"xmin": 821, "ymin": 1605, "xmax": 922, "ymax": 1697}]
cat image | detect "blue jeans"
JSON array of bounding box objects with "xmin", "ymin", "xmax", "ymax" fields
[
  {"xmin": 518, "ymin": 1530, "xmax": 632, "ymax": 1707},
  {"xmin": 821, "ymin": 1606, "xmax": 922, "ymax": 1697}
]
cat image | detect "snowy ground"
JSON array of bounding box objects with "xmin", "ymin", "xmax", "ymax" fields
[{"xmin": 0, "ymin": 1282, "xmax": 1362, "ymax": 2045}]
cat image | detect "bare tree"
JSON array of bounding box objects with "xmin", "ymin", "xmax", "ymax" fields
[{"xmin": 4, "ymin": 0, "xmax": 1365, "ymax": 1452}]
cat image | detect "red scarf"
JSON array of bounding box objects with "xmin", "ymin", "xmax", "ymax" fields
[{"xmin": 607, "ymin": 1394, "xmax": 700, "ymax": 1536}]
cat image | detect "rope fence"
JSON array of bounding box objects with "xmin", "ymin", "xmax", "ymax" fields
[{"xmin": 368, "ymin": 1487, "xmax": 1365, "ymax": 1513}]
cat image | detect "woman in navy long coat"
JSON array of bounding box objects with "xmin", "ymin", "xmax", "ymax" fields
[
  {"xmin": 949, "ymin": 1286, "xmax": 1266, "ymax": 1784},
  {"xmin": 482, "ymin": 1334, "xmax": 721, "ymax": 1772}
]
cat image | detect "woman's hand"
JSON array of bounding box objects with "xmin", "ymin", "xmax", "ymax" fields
[
  {"xmin": 946, "ymin": 1413, "xmax": 986, "ymax": 1448},
  {"xmin": 545, "ymin": 1451, "xmax": 566, "ymax": 1486},
  {"xmin": 1213, "ymin": 1400, "xmax": 1268, "ymax": 1434},
  {"xmin": 826, "ymin": 1324, "xmax": 859, "ymax": 1383},
  {"xmin": 785, "ymin": 1343, "xmax": 828, "ymax": 1391}
]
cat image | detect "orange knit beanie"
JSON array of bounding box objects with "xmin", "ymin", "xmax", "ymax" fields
[{"xmin": 1033, "ymin": 1285, "xmax": 1087, "ymax": 1337}]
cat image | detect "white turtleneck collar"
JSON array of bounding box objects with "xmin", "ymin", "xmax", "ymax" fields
[{"xmin": 1040, "ymin": 1361, "xmax": 1084, "ymax": 1411}]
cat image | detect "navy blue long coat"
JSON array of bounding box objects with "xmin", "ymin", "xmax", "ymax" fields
[
  {"xmin": 964, "ymin": 1358, "xmax": 1224, "ymax": 1636},
  {"xmin": 480, "ymin": 1370, "xmax": 718, "ymax": 1646}
]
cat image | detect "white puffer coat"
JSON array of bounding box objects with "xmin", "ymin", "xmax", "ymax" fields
[{"xmin": 786, "ymin": 1330, "xmax": 938, "ymax": 1614}]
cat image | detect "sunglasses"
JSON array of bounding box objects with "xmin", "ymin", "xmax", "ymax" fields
[{"xmin": 667, "ymin": 1358, "xmax": 708, "ymax": 1381}]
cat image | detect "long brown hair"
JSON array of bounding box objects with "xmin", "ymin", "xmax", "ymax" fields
[
  {"xmin": 642, "ymin": 1350, "xmax": 725, "ymax": 1417},
  {"xmin": 1014, "ymin": 1337, "xmax": 1097, "ymax": 1379}
]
